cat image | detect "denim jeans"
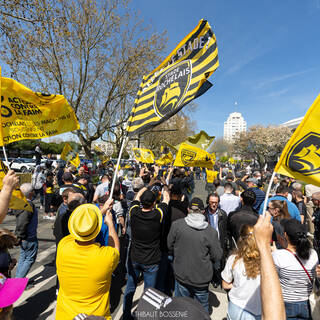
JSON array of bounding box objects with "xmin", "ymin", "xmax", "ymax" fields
[
  {"xmin": 227, "ymin": 301, "xmax": 261, "ymax": 320},
  {"xmin": 16, "ymin": 240, "xmax": 38, "ymax": 278},
  {"xmin": 122, "ymin": 258, "xmax": 160, "ymax": 320},
  {"xmin": 174, "ymin": 280, "xmax": 209, "ymax": 313},
  {"xmin": 33, "ymin": 187, "xmax": 44, "ymax": 206},
  {"xmin": 284, "ymin": 300, "xmax": 310, "ymax": 319},
  {"xmin": 155, "ymin": 253, "xmax": 174, "ymax": 296}
]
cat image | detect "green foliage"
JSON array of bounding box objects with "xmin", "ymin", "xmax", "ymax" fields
[
  {"xmin": 6, "ymin": 139, "xmax": 81, "ymax": 156},
  {"xmin": 219, "ymin": 156, "xmax": 229, "ymax": 163}
]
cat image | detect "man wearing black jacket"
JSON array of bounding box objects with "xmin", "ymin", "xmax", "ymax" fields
[
  {"xmin": 204, "ymin": 193, "xmax": 230, "ymax": 287},
  {"xmin": 228, "ymin": 189, "xmax": 258, "ymax": 244},
  {"xmin": 15, "ymin": 183, "xmax": 38, "ymax": 278}
]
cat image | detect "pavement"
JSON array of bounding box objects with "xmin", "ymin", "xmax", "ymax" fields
[{"xmin": 2, "ymin": 179, "xmax": 228, "ymax": 320}]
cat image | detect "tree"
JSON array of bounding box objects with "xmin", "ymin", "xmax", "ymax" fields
[
  {"xmin": 5, "ymin": 139, "xmax": 81, "ymax": 156},
  {"xmin": 0, "ymin": 0, "xmax": 166, "ymax": 158},
  {"xmin": 209, "ymin": 137, "xmax": 234, "ymax": 158},
  {"xmin": 234, "ymin": 125, "xmax": 292, "ymax": 169}
]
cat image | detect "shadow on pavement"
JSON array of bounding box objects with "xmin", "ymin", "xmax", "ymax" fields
[
  {"xmin": 38, "ymin": 238, "xmax": 56, "ymax": 243},
  {"xmin": 209, "ymin": 291, "xmax": 220, "ymax": 315},
  {"xmin": 13, "ymin": 286, "xmax": 56, "ymax": 320}
]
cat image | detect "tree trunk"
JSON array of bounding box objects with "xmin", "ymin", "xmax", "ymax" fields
[{"xmin": 77, "ymin": 133, "xmax": 93, "ymax": 159}]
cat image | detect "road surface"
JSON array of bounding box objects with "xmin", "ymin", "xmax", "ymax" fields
[{"xmin": 2, "ymin": 180, "xmax": 228, "ymax": 319}]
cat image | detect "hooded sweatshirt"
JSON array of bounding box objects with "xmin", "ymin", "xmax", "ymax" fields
[{"xmin": 167, "ymin": 213, "xmax": 223, "ymax": 288}]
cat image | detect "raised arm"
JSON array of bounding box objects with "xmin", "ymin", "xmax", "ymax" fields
[
  {"xmin": 254, "ymin": 212, "xmax": 285, "ymax": 320},
  {"xmin": 0, "ymin": 170, "xmax": 19, "ymax": 224},
  {"xmin": 104, "ymin": 208, "xmax": 120, "ymax": 253}
]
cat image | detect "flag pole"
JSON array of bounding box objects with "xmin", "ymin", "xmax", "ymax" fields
[
  {"xmin": 2, "ymin": 146, "xmax": 10, "ymax": 169},
  {"xmin": 109, "ymin": 136, "xmax": 128, "ymax": 200},
  {"xmin": 261, "ymin": 170, "xmax": 277, "ymax": 217}
]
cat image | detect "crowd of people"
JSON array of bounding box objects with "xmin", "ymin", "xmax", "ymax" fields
[{"xmin": 0, "ymin": 157, "xmax": 320, "ymax": 320}]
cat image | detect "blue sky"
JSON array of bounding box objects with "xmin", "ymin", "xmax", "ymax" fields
[{"xmin": 130, "ymin": 0, "xmax": 320, "ymax": 138}]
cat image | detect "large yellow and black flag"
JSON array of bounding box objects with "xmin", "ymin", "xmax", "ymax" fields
[
  {"xmin": 174, "ymin": 143, "xmax": 215, "ymax": 169},
  {"xmin": 126, "ymin": 19, "xmax": 219, "ymax": 135},
  {"xmin": 275, "ymin": 93, "xmax": 320, "ymax": 186}
]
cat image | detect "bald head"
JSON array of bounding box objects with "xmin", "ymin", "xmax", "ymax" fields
[
  {"xmin": 68, "ymin": 192, "xmax": 86, "ymax": 212},
  {"xmin": 312, "ymin": 192, "xmax": 320, "ymax": 208}
]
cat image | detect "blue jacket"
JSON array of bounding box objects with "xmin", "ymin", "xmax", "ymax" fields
[
  {"xmin": 259, "ymin": 195, "xmax": 301, "ymax": 221},
  {"xmin": 248, "ymin": 186, "xmax": 265, "ymax": 213}
]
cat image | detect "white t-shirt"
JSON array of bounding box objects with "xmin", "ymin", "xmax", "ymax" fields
[
  {"xmin": 220, "ymin": 193, "xmax": 241, "ymax": 215},
  {"xmin": 221, "ymin": 254, "xmax": 261, "ymax": 316},
  {"xmin": 94, "ymin": 182, "xmax": 109, "ymax": 198},
  {"xmin": 272, "ymin": 249, "xmax": 318, "ymax": 302}
]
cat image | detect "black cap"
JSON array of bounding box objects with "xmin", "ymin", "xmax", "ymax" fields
[
  {"xmin": 140, "ymin": 190, "xmax": 156, "ymax": 207},
  {"xmin": 189, "ymin": 197, "xmax": 204, "ymax": 210}
]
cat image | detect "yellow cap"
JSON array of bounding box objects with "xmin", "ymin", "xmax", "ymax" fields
[{"xmin": 68, "ymin": 204, "xmax": 102, "ymax": 242}]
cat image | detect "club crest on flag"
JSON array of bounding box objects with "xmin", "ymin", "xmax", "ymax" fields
[
  {"xmin": 134, "ymin": 150, "xmax": 141, "ymax": 158},
  {"xmin": 286, "ymin": 132, "xmax": 320, "ymax": 175},
  {"xmin": 154, "ymin": 60, "xmax": 192, "ymax": 118},
  {"xmin": 181, "ymin": 149, "xmax": 197, "ymax": 166}
]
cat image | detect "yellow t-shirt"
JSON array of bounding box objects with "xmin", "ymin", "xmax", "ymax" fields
[{"xmin": 56, "ymin": 235, "xmax": 120, "ymax": 320}]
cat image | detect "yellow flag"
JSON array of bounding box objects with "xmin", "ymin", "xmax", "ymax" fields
[
  {"xmin": 0, "ymin": 161, "xmax": 32, "ymax": 212},
  {"xmin": 94, "ymin": 146, "xmax": 109, "ymax": 164},
  {"xmin": 206, "ymin": 169, "xmax": 218, "ymax": 183},
  {"xmin": 126, "ymin": 19, "xmax": 219, "ymax": 135},
  {"xmin": 156, "ymin": 152, "xmax": 174, "ymax": 165},
  {"xmin": 132, "ymin": 148, "xmax": 155, "ymax": 164},
  {"xmin": 174, "ymin": 143, "xmax": 214, "ymax": 169},
  {"xmin": 61, "ymin": 143, "xmax": 80, "ymax": 168},
  {"xmin": 275, "ymin": 93, "xmax": 320, "ymax": 186},
  {"xmin": 229, "ymin": 157, "xmax": 235, "ymax": 164},
  {"xmin": 0, "ymin": 76, "xmax": 79, "ymax": 145}
]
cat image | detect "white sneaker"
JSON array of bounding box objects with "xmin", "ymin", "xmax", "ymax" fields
[
  {"xmin": 48, "ymin": 216, "xmax": 56, "ymax": 221},
  {"xmin": 43, "ymin": 215, "xmax": 49, "ymax": 219}
]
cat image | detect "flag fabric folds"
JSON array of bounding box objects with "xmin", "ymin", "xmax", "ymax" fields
[
  {"xmin": 0, "ymin": 161, "xmax": 32, "ymax": 212},
  {"xmin": 165, "ymin": 130, "xmax": 215, "ymax": 151},
  {"xmin": 61, "ymin": 143, "xmax": 80, "ymax": 168},
  {"xmin": 94, "ymin": 146, "xmax": 109, "ymax": 164},
  {"xmin": 155, "ymin": 152, "xmax": 174, "ymax": 166},
  {"xmin": 0, "ymin": 76, "xmax": 79, "ymax": 145},
  {"xmin": 126, "ymin": 19, "xmax": 219, "ymax": 136},
  {"xmin": 275, "ymin": 93, "xmax": 320, "ymax": 186},
  {"xmin": 174, "ymin": 143, "xmax": 214, "ymax": 169},
  {"xmin": 132, "ymin": 148, "xmax": 155, "ymax": 164}
]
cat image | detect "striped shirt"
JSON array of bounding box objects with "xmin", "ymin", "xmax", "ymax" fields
[{"xmin": 272, "ymin": 249, "xmax": 318, "ymax": 302}]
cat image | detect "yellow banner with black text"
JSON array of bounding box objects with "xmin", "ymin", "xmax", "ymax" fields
[{"xmin": 0, "ymin": 76, "xmax": 79, "ymax": 145}]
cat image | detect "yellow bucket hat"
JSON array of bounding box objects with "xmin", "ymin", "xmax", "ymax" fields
[{"xmin": 68, "ymin": 204, "xmax": 102, "ymax": 242}]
